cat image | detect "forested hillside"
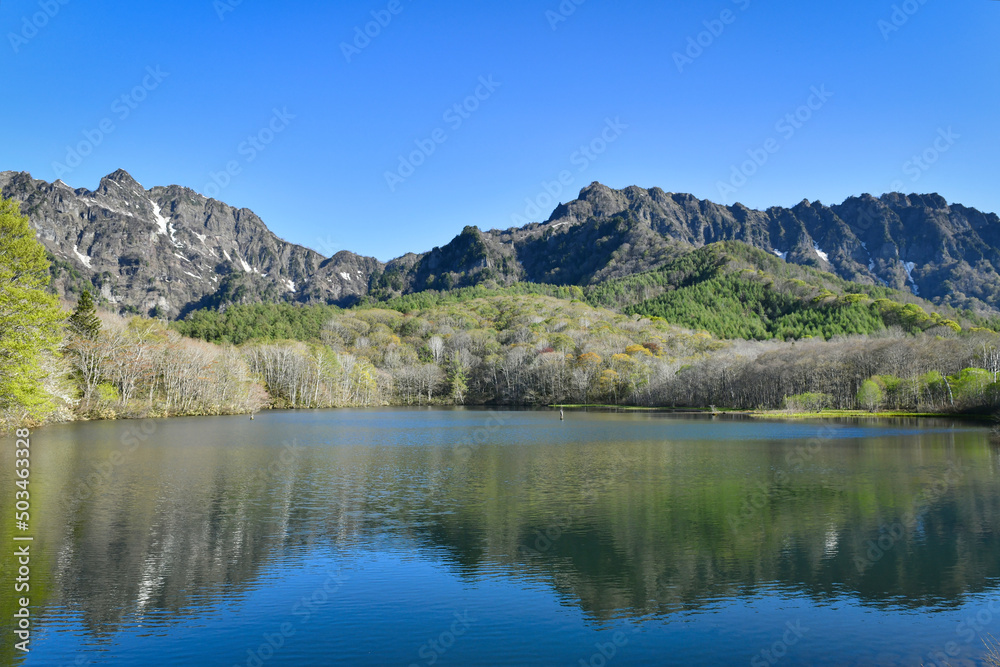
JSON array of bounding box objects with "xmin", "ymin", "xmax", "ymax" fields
[
  {"xmin": 587, "ymin": 242, "xmax": 976, "ymax": 340},
  {"xmin": 4, "ymin": 189, "xmax": 1000, "ymax": 429},
  {"xmin": 167, "ymin": 289, "xmax": 1000, "ymax": 416},
  {"xmin": 159, "ymin": 239, "xmax": 1000, "ymax": 417}
]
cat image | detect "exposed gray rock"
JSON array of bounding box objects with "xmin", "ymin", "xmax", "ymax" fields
[
  {"xmin": 493, "ymin": 183, "xmax": 1000, "ymax": 313},
  {"xmin": 5, "ymin": 170, "xmax": 1000, "ymax": 317},
  {"xmin": 1, "ymin": 169, "xmax": 380, "ymax": 317}
]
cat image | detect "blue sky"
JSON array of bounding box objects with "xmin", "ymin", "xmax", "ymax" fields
[{"xmin": 2, "ymin": 0, "xmax": 997, "ymax": 261}]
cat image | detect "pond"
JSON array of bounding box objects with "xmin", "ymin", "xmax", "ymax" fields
[{"xmin": 4, "ymin": 409, "xmax": 999, "ymax": 666}]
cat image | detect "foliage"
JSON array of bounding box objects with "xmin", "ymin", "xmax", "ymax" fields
[
  {"xmin": 587, "ymin": 242, "xmax": 974, "ymax": 341},
  {"xmin": 857, "ymin": 380, "xmax": 884, "ymax": 412},
  {"xmin": 622, "ymin": 271, "xmax": 890, "ymax": 340},
  {"xmin": 173, "ymin": 302, "xmax": 343, "ymax": 345},
  {"xmin": 0, "ymin": 197, "xmax": 65, "ymax": 425},
  {"xmin": 948, "ymin": 368, "xmax": 995, "ymax": 406},
  {"xmin": 163, "ymin": 282, "xmax": 1000, "ymax": 414},
  {"xmin": 96, "ymin": 382, "xmax": 120, "ymax": 403},
  {"xmin": 176, "ymin": 241, "xmax": 983, "ymax": 349},
  {"xmin": 448, "ymin": 352, "xmax": 468, "ymax": 405},
  {"xmin": 784, "ymin": 392, "xmax": 833, "ymax": 412},
  {"xmin": 359, "ymin": 282, "xmax": 585, "ymax": 314},
  {"xmin": 9, "ymin": 222, "xmax": 1000, "ymax": 422},
  {"xmin": 68, "ymin": 290, "xmax": 101, "ymax": 339},
  {"xmin": 66, "ymin": 313, "xmax": 269, "ymax": 418}
]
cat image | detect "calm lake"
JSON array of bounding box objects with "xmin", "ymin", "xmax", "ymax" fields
[{"xmin": 4, "ymin": 410, "xmax": 1000, "ymax": 666}]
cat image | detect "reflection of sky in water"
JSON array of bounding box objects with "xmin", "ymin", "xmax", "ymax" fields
[
  {"xmin": 30, "ymin": 555, "xmax": 1000, "ymax": 666},
  {"xmin": 253, "ymin": 409, "xmax": 978, "ymax": 448},
  {"xmin": 12, "ymin": 410, "xmax": 1000, "ymax": 666}
]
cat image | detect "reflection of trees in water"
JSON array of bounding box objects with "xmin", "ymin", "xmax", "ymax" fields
[
  {"xmin": 38, "ymin": 426, "xmax": 1000, "ymax": 634},
  {"xmin": 403, "ymin": 432, "xmax": 1000, "ymax": 618}
]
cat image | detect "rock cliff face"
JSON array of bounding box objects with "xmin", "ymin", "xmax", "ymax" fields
[
  {"xmin": 1, "ymin": 169, "xmax": 381, "ymax": 317},
  {"xmin": 489, "ymin": 183, "xmax": 1000, "ymax": 313},
  {"xmin": 5, "ymin": 170, "xmax": 1000, "ymax": 317}
]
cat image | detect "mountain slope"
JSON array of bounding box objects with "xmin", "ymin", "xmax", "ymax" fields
[
  {"xmin": 488, "ymin": 183, "xmax": 1000, "ymax": 314},
  {"xmin": 586, "ymin": 241, "xmax": 971, "ymax": 340},
  {"xmin": 374, "ymin": 225, "xmax": 524, "ymax": 296},
  {"xmin": 5, "ymin": 169, "xmax": 1000, "ymax": 319},
  {"xmin": 1, "ymin": 169, "xmax": 382, "ymax": 317}
]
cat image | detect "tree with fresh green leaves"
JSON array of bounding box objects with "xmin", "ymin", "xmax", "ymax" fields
[
  {"xmin": 784, "ymin": 392, "xmax": 833, "ymax": 412},
  {"xmin": 448, "ymin": 352, "xmax": 468, "ymax": 405},
  {"xmin": 948, "ymin": 368, "xmax": 994, "ymax": 406},
  {"xmin": 857, "ymin": 380, "xmax": 884, "ymax": 413},
  {"xmin": 0, "ymin": 197, "xmax": 65, "ymax": 423},
  {"xmin": 68, "ymin": 290, "xmax": 101, "ymax": 339}
]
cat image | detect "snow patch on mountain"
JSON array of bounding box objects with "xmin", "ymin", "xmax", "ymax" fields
[
  {"xmin": 72, "ymin": 245, "xmax": 92, "ymax": 268},
  {"xmin": 152, "ymin": 202, "xmax": 169, "ymax": 237},
  {"xmin": 861, "ymin": 241, "xmax": 876, "ymax": 271},
  {"xmin": 167, "ymin": 222, "xmax": 183, "ymax": 248},
  {"xmin": 813, "ymin": 242, "xmax": 829, "ymax": 262},
  {"xmin": 903, "ymin": 261, "xmax": 919, "ymax": 295}
]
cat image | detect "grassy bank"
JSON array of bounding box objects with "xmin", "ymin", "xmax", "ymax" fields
[
  {"xmin": 550, "ymin": 404, "xmax": 993, "ymax": 421},
  {"xmin": 746, "ymin": 409, "xmax": 974, "ymax": 420}
]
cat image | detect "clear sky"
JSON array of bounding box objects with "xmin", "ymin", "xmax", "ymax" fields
[{"xmin": 3, "ymin": 0, "xmax": 998, "ymax": 261}]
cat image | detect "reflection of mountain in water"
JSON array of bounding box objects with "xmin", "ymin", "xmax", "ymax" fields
[{"xmin": 28, "ymin": 415, "xmax": 1000, "ymax": 635}]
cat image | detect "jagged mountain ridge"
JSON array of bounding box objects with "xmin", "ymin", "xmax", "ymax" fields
[
  {"xmin": 487, "ymin": 183, "xmax": 1000, "ymax": 313},
  {"xmin": 3, "ymin": 169, "xmax": 1000, "ymax": 317},
  {"xmin": 1, "ymin": 169, "xmax": 379, "ymax": 316}
]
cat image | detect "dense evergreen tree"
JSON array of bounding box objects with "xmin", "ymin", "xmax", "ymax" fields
[{"xmin": 68, "ymin": 290, "xmax": 101, "ymax": 339}]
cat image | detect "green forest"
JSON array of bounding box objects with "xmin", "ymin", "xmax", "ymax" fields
[{"xmin": 3, "ymin": 196, "xmax": 1000, "ymax": 430}]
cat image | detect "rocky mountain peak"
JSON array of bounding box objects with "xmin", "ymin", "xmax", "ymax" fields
[
  {"xmin": 103, "ymin": 168, "xmax": 142, "ymax": 186},
  {"xmin": 2, "ymin": 170, "xmax": 383, "ymax": 317},
  {"xmin": 4, "ymin": 171, "xmax": 1000, "ymax": 319},
  {"xmin": 578, "ymin": 181, "xmax": 614, "ymax": 198}
]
